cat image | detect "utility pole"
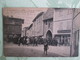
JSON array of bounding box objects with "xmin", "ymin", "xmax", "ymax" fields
[{"xmin": 70, "ymin": 8, "xmax": 75, "ymax": 56}]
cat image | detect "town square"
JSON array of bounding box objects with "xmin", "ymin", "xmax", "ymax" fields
[{"xmin": 3, "ymin": 8, "xmax": 79, "ymax": 57}]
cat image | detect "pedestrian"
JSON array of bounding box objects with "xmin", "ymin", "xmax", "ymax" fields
[
  {"xmin": 27, "ymin": 37, "xmax": 30, "ymax": 46},
  {"xmin": 18, "ymin": 37, "xmax": 21, "ymax": 46},
  {"xmin": 20, "ymin": 37, "xmax": 24, "ymax": 45},
  {"xmin": 33, "ymin": 37, "xmax": 35, "ymax": 46},
  {"xmin": 44, "ymin": 40, "xmax": 49, "ymax": 55},
  {"xmin": 35, "ymin": 37, "xmax": 38, "ymax": 46},
  {"xmin": 22, "ymin": 37, "xmax": 25, "ymax": 46},
  {"xmin": 13, "ymin": 34, "xmax": 17, "ymax": 44}
]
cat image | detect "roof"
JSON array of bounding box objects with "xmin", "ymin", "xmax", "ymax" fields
[
  {"xmin": 3, "ymin": 15, "xmax": 24, "ymax": 23},
  {"xmin": 43, "ymin": 18, "xmax": 53, "ymax": 21},
  {"xmin": 23, "ymin": 27, "xmax": 29, "ymax": 30},
  {"xmin": 3, "ymin": 15, "xmax": 24, "ymax": 21},
  {"xmin": 9, "ymin": 17, "xmax": 24, "ymax": 20},
  {"xmin": 33, "ymin": 12, "xmax": 44, "ymax": 22},
  {"xmin": 28, "ymin": 24, "xmax": 33, "ymax": 30}
]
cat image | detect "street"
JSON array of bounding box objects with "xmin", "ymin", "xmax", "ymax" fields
[{"xmin": 4, "ymin": 43, "xmax": 70, "ymax": 57}]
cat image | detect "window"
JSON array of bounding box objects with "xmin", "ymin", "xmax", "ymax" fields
[
  {"xmin": 48, "ymin": 22, "xmax": 50, "ymax": 28},
  {"xmin": 45, "ymin": 20, "xmax": 47, "ymax": 25}
]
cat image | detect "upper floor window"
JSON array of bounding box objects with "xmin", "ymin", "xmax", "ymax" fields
[
  {"xmin": 45, "ymin": 20, "xmax": 47, "ymax": 25},
  {"xmin": 48, "ymin": 22, "xmax": 50, "ymax": 28}
]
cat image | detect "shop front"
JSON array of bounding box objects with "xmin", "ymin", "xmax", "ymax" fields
[{"xmin": 54, "ymin": 30, "xmax": 71, "ymax": 46}]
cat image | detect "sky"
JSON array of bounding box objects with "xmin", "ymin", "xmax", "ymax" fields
[{"xmin": 2, "ymin": 8, "xmax": 47, "ymax": 29}]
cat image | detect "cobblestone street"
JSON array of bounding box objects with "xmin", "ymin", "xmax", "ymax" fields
[{"xmin": 4, "ymin": 43, "xmax": 70, "ymax": 57}]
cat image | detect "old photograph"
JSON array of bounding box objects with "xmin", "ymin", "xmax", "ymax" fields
[{"xmin": 3, "ymin": 8, "xmax": 79, "ymax": 57}]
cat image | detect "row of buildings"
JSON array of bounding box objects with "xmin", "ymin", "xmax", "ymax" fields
[
  {"xmin": 23, "ymin": 8, "xmax": 73, "ymax": 45},
  {"xmin": 22, "ymin": 8, "xmax": 80, "ymax": 56}
]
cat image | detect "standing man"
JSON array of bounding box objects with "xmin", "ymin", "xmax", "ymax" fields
[
  {"xmin": 18, "ymin": 37, "xmax": 21, "ymax": 46},
  {"xmin": 44, "ymin": 39, "xmax": 49, "ymax": 55},
  {"xmin": 33, "ymin": 37, "xmax": 35, "ymax": 46},
  {"xmin": 35, "ymin": 37, "xmax": 38, "ymax": 46}
]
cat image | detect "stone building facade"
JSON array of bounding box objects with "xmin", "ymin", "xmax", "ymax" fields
[
  {"xmin": 43, "ymin": 8, "xmax": 54, "ymax": 39},
  {"xmin": 53, "ymin": 8, "xmax": 73, "ymax": 46},
  {"xmin": 3, "ymin": 16, "xmax": 24, "ymax": 41},
  {"xmin": 26, "ymin": 8, "xmax": 73, "ymax": 44},
  {"xmin": 27, "ymin": 24, "xmax": 33, "ymax": 37},
  {"xmin": 22, "ymin": 27, "xmax": 28, "ymax": 37},
  {"xmin": 72, "ymin": 9, "xmax": 80, "ymax": 56},
  {"xmin": 32, "ymin": 12, "xmax": 44, "ymax": 37},
  {"xmin": 42, "ymin": 8, "xmax": 73, "ymax": 46}
]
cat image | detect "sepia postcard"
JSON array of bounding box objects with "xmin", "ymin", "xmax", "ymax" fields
[{"xmin": 3, "ymin": 8, "xmax": 79, "ymax": 57}]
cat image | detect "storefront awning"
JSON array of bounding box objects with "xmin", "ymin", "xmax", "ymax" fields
[{"xmin": 55, "ymin": 34, "xmax": 70, "ymax": 37}]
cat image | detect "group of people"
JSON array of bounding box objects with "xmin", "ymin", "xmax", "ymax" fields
[
  {"xmin": 18, "ymin": 36, "xmax": 49, "ymax": 55},
  {"xmin": 18, "ymin": 36, "xmax": 39, "ymax": 46},
  {"xmin": 8, "ymin": 34, "xmax": 70, "ymax": 55},
  {"xmin": 7, "ymin": 34, "xmax": 58, "ymax": 46},
  {"xmin": 7, "ymin": 34, "xmax": 70, "ymax": 55}
]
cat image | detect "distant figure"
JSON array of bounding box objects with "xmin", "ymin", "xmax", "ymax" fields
[
  {"xmin": 8, "ymin": 35, "xmax": 13, "ymax": 42},
  {"xmin": 39, "ymin": 37, "xmax": 43, "ymax": 44},
  {"xmin": 13, "ymin": 34, "xmax": 18, "ymax": 44},
  {"xmin": 23, "ymin": 37, "xmax": 27, "ymax": 45},
  {"xmin": 44, "ymin": 40, "xmax": 49, "ymax": 55},
  {"xmin": 53, "ymin": 38, "xmax": 58, "ymax": 46},
  {"xmin": 18, "ymin": 37, "xmax": 23, "ymax": 46},
  {"xmin": 35, "ymin": 37, "xmax": 38, "ymax": 46},
  {"xmin": 54, "ymin": 39, "xmax": 58, "ymax": 46},
  {"xmin": 33, "ymin": 37, "xmax": 35, "ymax": 46},
  {"xmin": 18, "ymin": 37, "xmax": 21, "ymax": 46},
  {"xmin": 27, "ymin": 37, "xmax": 30, "ymax": 46}
]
